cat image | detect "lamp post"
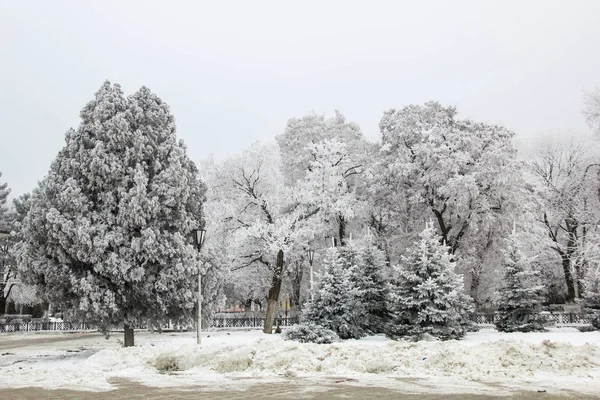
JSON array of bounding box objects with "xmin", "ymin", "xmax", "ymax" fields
[
  {"xmin": 307, "ymin": 249, "xmax": 315, "ymax": 301},
  {"xmin": 194, "ymin": 229, "xmax": 206, "ymax": 345}
]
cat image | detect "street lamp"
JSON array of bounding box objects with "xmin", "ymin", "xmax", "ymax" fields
[
  {"xmin": 307, "ymin": 249, "xmax": 315, "ymax": 301},
  {"xmin": 193, "ymin": 229, "xmax": 206, "ymax": 345}
]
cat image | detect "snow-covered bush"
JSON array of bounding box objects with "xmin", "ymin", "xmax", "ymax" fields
[
  {"xmin": 386, "ymin": 226, "xmax": 474, "ymax": 341},
  {"xmin": 495, "ymin": 235, "xmax": 548, "ymax": 333},
  {"xmin": 302, "ymin": 248, "xmax": 366, "ymax": 339},
  {"xmin": 282, "ymin": 323, "xmax": 340, "ymax": 344}
]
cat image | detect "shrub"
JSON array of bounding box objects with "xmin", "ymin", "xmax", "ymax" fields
[{"xmin": 283, "ymin": 323, "xmax": 340, "ymax": 344}]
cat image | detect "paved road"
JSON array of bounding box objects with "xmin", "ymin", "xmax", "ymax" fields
[
  {"xmin": 0, "ymin": 381, "xmax": 594, "ymax": 400},
  {"xmin": 0, "ymin": 332, "xmax": 106, "ymax": 352}
]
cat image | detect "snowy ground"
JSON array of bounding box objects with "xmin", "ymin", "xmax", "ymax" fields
[{"xmin": 1, "ymin": 327, "xmax": 600, "ymax": 397}]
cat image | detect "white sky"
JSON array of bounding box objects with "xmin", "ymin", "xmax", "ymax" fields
[{"xmin": 1, "ymin": 0, "xmax": 599, "ymax": 196}]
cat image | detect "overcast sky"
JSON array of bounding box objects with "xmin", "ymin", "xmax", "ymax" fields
[{"xmin": 1, "ymin": 0, "xmax": 599, "ymax": 197}]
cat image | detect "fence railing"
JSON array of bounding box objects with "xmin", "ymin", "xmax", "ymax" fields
[
  {"xmin": 0, "ymin": 321, "xmax": 94, "ymax": 333},
  {"xmin": 471, "ymin": 312, "xmax": 591, "ymax": 325},
  {"xmin": 0, "ymin": 312, "xmax": 592, "ymax": 333},
  {"xmin": 210, "ymin": 315, "xmax": 300, "ymax": 329}
]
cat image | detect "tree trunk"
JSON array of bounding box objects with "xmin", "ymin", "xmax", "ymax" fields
[
  {"xmin": 0, "ymin": 282, "xmax": 6, "ymax": 316},
  {"xmin": 244, "ymin": 298, "xmax": 252, "ymax": 312},
  {"xmin": 290, "ymin": 259, "xmax": 303, "ymax": 311},
  {"xmin": 469, "ymin": 269, "xmax": 481, "ymax": 307},
  {"xmin": 263, "ymin": 250, "xmax": 284, "ymax": 334},
  {"xmin": 561, "ymin": 254, "xmax": 576, "ymax": 303},
  {"xmin": 124, "ymin": 325, "xmax": 135, "ymax": 347},
  {"xmin": 338, "ymin": 214, "xmax": 346, "ymax": 246}
]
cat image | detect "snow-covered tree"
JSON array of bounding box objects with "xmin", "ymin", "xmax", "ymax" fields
[
  {"xmin": 338, "ymin": 241, "xmax": 389, "ymax": 334},
  {"xmin": 357, "ymin": 242, "xmax": 390, "ymax": 333},
  {"xmin": 302, "ymin": 248, "xmax": 366, "ymax": 339},
  {"xmin": 3, "ymin": 193, "xmax": 37, "ymax": 315},
  {"xmin": 197, "ymin": 246, "xmax": 227, "ymax": 329},
  {"xmin": 375, "ymin": 102, "xmax": 525, "ymax": 304},
  {"xmin": 583, "ymin": 265, "xmax": 600, "ymax": 329},
  {"xmin": 0, "ymin": 172, "xmax": 12, "ymax": 314},
  {"xmin": 202, "ymin": 142, "xmax": 319, "ymax": 333},
  {"xmin": 298, "ymin": 139, "xmax": 365, "ymax": 246},
  {"xmin": 0, "ymin": 172, "xmax": 9, "ymax": 225},
  {"xmin": 495, "ymin": 234, "xmax": 547, "ymax": 332},
  {"xmin": 18, "ymin": 82, "xmax": 206, "ymax": 346},
  {"xmin": 276, "ymin": 111, "xmax": 364, "ymax": 186},
  {"xmin": 529, "ymin": 137, "xmax": 600, "ymax": 302},
  {"xmin": 378, "ymin": 102, "xmax": 518, "ymax": 255},
  {"xmin": 387, "ymin": 226, "xmax": 474, "ymax": 341},
  {"xmin": 583, "ymin": 87, "xmax": 600, "ymax": 136}
]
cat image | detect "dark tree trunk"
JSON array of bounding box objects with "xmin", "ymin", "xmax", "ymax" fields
[
  {"xmin": 469, "ymin": 269, "xmax": 482, "ymax": 307},
  {"xmin": 338, "ymin": 213, "xmax": 346, "ymax": 246},
  {"xmin": 561, "ymin": 254, "xmax": 576, "ymax": 303},
  {"xmin": 263, "ymin": 250, "xmax": 284, "ymax": 334},
  {"xmin": 124, "ymin": 325, "xmax": 135, "ymax": 347},
  {"xmin": 244, "ymin": 298, "xmax": 252, "ymax": 312},
  {"xmin": 290, "ymin": 259, "xmax": 303, "ymax": 311}
]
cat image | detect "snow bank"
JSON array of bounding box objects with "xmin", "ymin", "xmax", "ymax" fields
[{"xmin": 1, "ymin": 329, "xmax": 600, "ymax": 395}]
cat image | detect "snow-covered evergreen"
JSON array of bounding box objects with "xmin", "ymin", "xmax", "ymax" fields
[
  {"xmin": 387, "ymin": 226, "xmax": 474, "ymax": 341},
  {"xmin": 583, "ymin": 265, "xmax": 600, "ymax": 329},
  {"xmin": 338, "ymin": 241, "xmax": 389, "ymax": 334},
  {"xmin": 302, "ymin": 248, "xmax": 366, "ymax": 339},
  {"xmin": 17, "ymin": 82, "xmax": 206, "ymax": 345},
  {"xmin": 495, "ymin": 235, "xmax": 548, "ymax": 333}
]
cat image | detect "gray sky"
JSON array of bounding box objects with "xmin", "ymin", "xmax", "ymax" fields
[{"xmin": 1, "ymin": 0, "xmax": 599, "ymax": 197}]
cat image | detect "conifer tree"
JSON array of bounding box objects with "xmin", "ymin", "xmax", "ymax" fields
[
  {"xmin": 338, "ymin": 241, "xmax": 389, "ymax": 333},
  {"xmin": 582, "ymin": 266, "xmax": 600, "ymax": 329},
  {"xmin": 302, "ymin": 248, "xmax": 366, "ymax": 339},
  {"xmin": 387, "ymin": 226, "xmax": 473, "ymax": 340},
  {"xmin": 495, "ymin": 234, "xmax": 547, "ymax": 332},
  {"xmin": 18, "ymin": 82, "xmax": 206, "ymax": 346},
  {"xmin": 359, "ymin": 243, "xmax": 390, "ymax": 333}
]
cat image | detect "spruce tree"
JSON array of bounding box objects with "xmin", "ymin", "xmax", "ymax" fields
[
  {"xmin": 582, "ymin": 266, "xmax": 600, "ymax": 329},
  {"xmin": 18, "ymin": 82, "xmax": 206, "ymax": 346},
  {"xmin": 302, "ymin": 248, "xmax": 366, "ymax": 339},
  {"xmin": 338, "ymin": 242, "xmax": 389, "ymax": 334},
  {"xmin": 495, "ymin": 234, "xmax": 547, "ymax": 332},
  {"xmin": 387, "ymin": 226, "xmax": 473, "ymax": 341},
  {"xmin": 359, "ymin": 243, "xmax": 390, "ymax": 333}
]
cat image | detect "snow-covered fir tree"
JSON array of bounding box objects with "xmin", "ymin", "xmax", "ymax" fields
[
  {"xmin": 358, "ymin": 242, "xmax": 390, "ymax": 333},
  {"xmin": 583, "ymin": 265, "xmax": 600, "ymax": 329},
  {"xmin": 338, "ymin": 241, "xmax": 390, "ymax": 334},
  {"xmin": 302, "ymin": 248, "xmax": 366, "ymax": 339},
  {"xmin": 495, "ymin": 234, "xmax": 547, "ymax": 332},
  {"xmin": 387, "ymin": 226, "xmax": 474, "ymax": 341},
  {"xmin": 18, "ymin": 82, "xmax": 206, "ymax": 346}
]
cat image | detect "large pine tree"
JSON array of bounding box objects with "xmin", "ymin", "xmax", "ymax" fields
[
  {"xmin": 387, "ymin": 226, "xmax": 473, "ymax": 340},
  {"xmin": 495, "ymin": 235, "xmax": 547, "ymax": 332},
  {"xmin": 302, "ymin": 248, "xmax": 366, "ymax": 339},
  {"xmin": 18, "ymin": 82, "xmax": 206, "ymax": 346}
]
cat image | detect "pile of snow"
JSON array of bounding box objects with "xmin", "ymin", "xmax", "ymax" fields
[{"xmin": 1, "ymin": 328, "xmax": 600, "ymax": 395}]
